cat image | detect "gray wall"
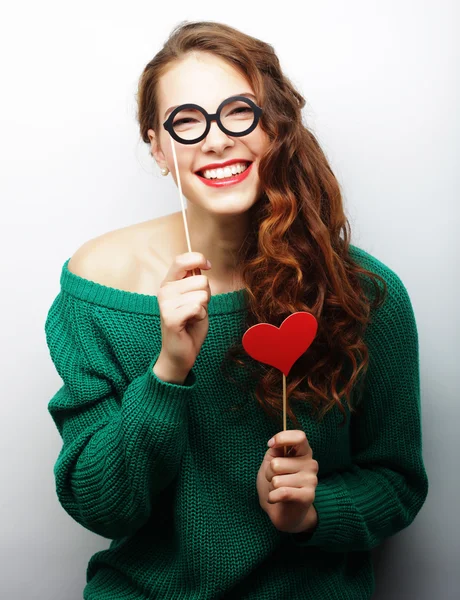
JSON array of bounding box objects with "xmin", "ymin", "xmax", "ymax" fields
[{"xmin": 1, "ymin": 1, "xmax": 457, "ymax": 598}]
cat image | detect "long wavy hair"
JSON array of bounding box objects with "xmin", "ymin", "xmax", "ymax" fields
[{"xmin": 136, "ymin": 20, "xmax": 388, "ymax": 428}]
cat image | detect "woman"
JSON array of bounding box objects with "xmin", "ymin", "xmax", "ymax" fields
[{"xmin": 45, "ymin": 20, "xmax": 428, "ymax": 600}]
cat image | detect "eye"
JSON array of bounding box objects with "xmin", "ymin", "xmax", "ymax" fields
[
  {"xmin": 231, "ymin": 107, "xmax": 252, "ymax": 115},
  {"xmin": 173, "ymin": 117, "xmax": 197, "ymax": 126}
]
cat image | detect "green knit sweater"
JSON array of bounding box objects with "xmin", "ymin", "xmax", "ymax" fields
[{"xmin": 45, "ymin": 244, "xmax": 428, "ymax": 600}]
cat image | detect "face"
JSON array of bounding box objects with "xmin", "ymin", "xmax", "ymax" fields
[{"xmin": 148, "ymin": 52, "xmax": 270, "ymax": 216}]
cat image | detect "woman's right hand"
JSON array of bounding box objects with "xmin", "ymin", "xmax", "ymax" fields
[{"xmin": 155, "ymin": 252, "xmax": 212, "ymax": 381}]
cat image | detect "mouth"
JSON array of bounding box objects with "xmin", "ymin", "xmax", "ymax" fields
[{"xmin": 195, "ymin": 161, "xmax": 254, "ymax": 188}]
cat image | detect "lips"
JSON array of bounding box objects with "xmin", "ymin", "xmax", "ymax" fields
[
  {"xmin": 195, "ymin": 159, "xmax": 252, "ymax": 175},
  {"xmin": 195, "ymin": 161, "xmax": 254, "ymax": 187}
]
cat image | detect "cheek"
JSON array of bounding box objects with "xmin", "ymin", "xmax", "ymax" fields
[
  {"xmin": 166, "ymin": 144, "xmax": 194, "ymax": 173},
  {"xmin": 252, "ymin": 131, "xmax": 270, "ymax": 159}
]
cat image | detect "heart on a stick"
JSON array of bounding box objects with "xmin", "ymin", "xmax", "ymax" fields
[{"xmin": 242, "ymin": 311, "xmax": 318, "ymax": 376}]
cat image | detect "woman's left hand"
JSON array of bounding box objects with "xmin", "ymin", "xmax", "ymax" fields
[{"xmin": 256, "ymin": 430, "xmax": 319, "ymax": 534}]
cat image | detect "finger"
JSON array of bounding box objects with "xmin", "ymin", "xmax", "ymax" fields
[
  {"xmin": 268, "ymin": 430, "xmax": 313, "ymax": 458},
  {"xmin": 266, "ymin": 444, "xmax": 296, "ymax": 459},
  {"xmin": 169, "ymin": 274, "xmax": 211, "ymax": 299},
  {"xmin": 268, "ymin": 485, "xmax": 316, "ymax": 505},
  {"xmin": 160, "ymin": 301, "xmax": 207, "ymax": 331},
  {"xmin": 162, "ymin": 253, "xmax": 211, "ymax": 284},
  {"xmin": 175, "ymin": 290, "xmax": 210, "ymax": 311},
  {"xmin": 176, "ymin": 302, "xmax": 208, "ymax": 328},
  {"xmin": 265, "ymin": 456, "xmax": 302, "ymax": 482},
  {"xmin": 187, "ymin": 275, "xmax": 210, "ymax": 297},
  {"xmin": 270, "ymin": 472, "xmax": 310, "ymax": 490}
]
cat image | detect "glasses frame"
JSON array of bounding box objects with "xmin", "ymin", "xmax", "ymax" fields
[{"xmin": 162, "ymin": 95, "xmax": 263, "ymax": 145}]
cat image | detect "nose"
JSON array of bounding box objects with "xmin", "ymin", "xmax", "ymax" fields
[{"xmin": 200, "ymin": 119, "xmax": 235, "ymax": 154}]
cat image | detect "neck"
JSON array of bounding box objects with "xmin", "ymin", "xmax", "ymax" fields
[{"xmin": 174, "ymin": 205, "xmax": 249, "ymax": 287}]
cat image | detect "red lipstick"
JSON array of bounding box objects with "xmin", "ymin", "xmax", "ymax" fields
[{"xmin": 195, "ymin": 162, "xmax": 253, "ymax": 188}]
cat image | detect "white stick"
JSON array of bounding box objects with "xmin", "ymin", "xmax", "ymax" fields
[{"xmin": 170, "ymin": 136, "xmax": 192, "ymax": 253}]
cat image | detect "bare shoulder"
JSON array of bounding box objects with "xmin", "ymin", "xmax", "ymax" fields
[
  {"xmin": 68, "ymin": 214, "xmax": 182, "ymax": 294},
  {"xmin": 67, "ymin": 228, "xmax": 137, "ymax": 287}
]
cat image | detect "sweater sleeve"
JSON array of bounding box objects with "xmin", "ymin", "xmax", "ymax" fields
[
  {"xmin": 289, "ymin": 268, "xmax": 429, "ymax": 552},
  {"xmin": 45, "ymin": 291, "xmax": 196, "ymax": 540}
]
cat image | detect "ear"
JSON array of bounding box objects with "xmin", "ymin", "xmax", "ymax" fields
[{"xmin": 147, "ymin": 128, "xmax": 168, "ymax": 170}]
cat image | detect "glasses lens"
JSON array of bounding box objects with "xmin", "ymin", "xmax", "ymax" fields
[
  {"xmin": 172, "ymin": 108, "xmax": 207, "ymax": 142},
  {"xmin": 220, "ymin": 98, "xmax": 256, "ymax": 134}
]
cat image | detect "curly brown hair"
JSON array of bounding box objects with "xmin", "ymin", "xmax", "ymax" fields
[{"xmin": 136, "ymin": 20, "xmax": 388, "ymax": 428}]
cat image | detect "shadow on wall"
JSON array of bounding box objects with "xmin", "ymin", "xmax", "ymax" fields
[{"xmin": 371, "ymin": 536, "xmax": 433, "ymax": 600}]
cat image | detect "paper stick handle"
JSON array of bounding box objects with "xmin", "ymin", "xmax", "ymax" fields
[
  {"xmin": 283, "ymin": 373, "xmax": 287, "ymax": 457},
  {"xmin": 170, "ymin": 136, "xmax": 201, "ymax": 277}
]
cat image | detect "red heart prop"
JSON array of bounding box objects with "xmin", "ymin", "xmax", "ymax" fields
[{"xmin": 242, "ymin": 311, "xmax": 318, "ymax": 376}]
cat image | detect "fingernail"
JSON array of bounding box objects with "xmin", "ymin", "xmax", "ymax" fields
[
  {"xmin": 206, "ymin": 259, "xmax": 212, "ymax": 268},
  {"xmin": 267, "ymin": 437, "xmax": 275, "ymax": 447}
]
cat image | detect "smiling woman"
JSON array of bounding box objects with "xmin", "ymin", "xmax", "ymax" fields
[{"xmin": 44, "ymin": 19, "xmax": 428, "ymax": 600}]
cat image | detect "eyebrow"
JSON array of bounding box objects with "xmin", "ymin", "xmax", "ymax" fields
[{"xmin": 163, "ymin": 92, "xmax": 257, "ymax": 120}]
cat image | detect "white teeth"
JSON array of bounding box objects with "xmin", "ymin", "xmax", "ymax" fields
[{"xmin": 201, "ymin": 162, "xmax": 249, "ymax": 180}]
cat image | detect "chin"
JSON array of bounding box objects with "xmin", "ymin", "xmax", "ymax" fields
[
  {"xmin": 195, "ymin": 193, "xmax": 259, "ymax": 215},
  {"xmin": 184, "ymin": 182, "xmax": 258, "ymax": 213}
]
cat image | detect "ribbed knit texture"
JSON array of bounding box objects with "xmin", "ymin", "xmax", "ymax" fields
[{"xmin": 45, "ymin": 244, "xmax": 428, "ymax": 600}]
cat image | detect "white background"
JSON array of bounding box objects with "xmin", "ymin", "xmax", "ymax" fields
[{"xmin": 0, "ymin": 1, "xmax": 457, "ymax": 598}]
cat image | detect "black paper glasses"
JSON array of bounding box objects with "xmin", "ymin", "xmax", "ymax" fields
[{"xmin": 163, "ymin": 95, "xmax": 263, "ymax": 145}]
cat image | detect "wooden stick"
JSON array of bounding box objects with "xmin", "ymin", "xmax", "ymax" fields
[
  {"xmin": 170, "ymin": 136, "xmax": 201, "ymax": 276},
  {"xmin": 283, "ymin": 373, "xmax": 287, "ymax": 457}
]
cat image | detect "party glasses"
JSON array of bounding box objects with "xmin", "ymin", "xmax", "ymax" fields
[{"xmin": 163, "ymin": 95, "xmax": 263, "ymax": 144}]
